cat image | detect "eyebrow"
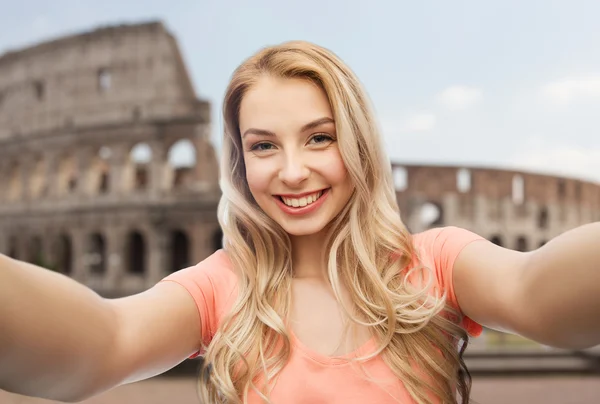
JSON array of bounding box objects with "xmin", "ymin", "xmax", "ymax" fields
[{"xmin": 241, "ymin": 117, "xmax": 335, "ymax": 138}]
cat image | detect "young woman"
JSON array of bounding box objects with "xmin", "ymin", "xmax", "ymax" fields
[{"xmin": 1, "ymin": 41, "xmax": 599, "ymax": 404}]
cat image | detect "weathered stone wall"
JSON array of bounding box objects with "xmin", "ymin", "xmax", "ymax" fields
[
  {"xmin": 393, "ymin": 164, "xmax": 600, "ymax": 251},
  {"xmin": 0, "ymin": 21, "xmax": 207, "ymax": 139},
  {"xmin": 0, "ymin": 22, "xmax": 220, "ymax": 297}
]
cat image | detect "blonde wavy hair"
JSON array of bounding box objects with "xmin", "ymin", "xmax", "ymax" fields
[{"xmin": 199, "ymin": 41, "xmax": 472, "ymax": 404}]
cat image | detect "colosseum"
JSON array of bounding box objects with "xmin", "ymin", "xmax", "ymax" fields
[
  {"xmin": 1, "ymin": 20, "xmax": 599, "ymax": 336},
  {"xmin": 0, "ymin": 21, "xmax": 221, "ymax": 297},
  {"xmin": 392, "ymin": 164, "xmax": 600, "ymax": 250}
]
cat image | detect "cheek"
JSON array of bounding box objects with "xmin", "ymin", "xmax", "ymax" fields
[
  {"xmin": 321, "ymin": 149, "xmax": 350, "ymax": 185},
  {"xmin": 244, "ymin": 158, "xmax": 272, "ymax": 198}
]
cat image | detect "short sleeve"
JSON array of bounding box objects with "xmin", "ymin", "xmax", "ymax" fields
[
  {"xmin": 159, "ymin": 250, "xmax": 238, "ymax": 358},
  {"xmin": 414, "ymin": 226, "xmax": 486, "ymax": 337}
]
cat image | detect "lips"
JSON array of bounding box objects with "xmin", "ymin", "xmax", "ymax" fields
[
  {"xmin": 278, "ymin": 190, "xmax": 324, "ymax": 208},
  {"xmin": 273, "ymin": 188, "xmax": 330, "ymax": 215}
]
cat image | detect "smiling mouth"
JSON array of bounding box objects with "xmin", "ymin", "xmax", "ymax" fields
[{"xmin": 277, "ymin": 189, "xmax": 328, "ymax": 208}]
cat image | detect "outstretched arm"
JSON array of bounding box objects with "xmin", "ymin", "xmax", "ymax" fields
[
  {"xmin": 453, "ymin": 222, "xmax": 600, "ymax": 349},
  {"xmin": 0, "ymin": 254, "xmax": 201, "ymax": 402}
]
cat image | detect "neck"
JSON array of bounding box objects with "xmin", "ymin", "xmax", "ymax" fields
[{"xmin": 290, "ymin": 230, "xmax": 329, "ymax": 280}]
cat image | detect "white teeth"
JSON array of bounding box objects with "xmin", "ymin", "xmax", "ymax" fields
[{"xmin": 281, "ymin": 190, "xmax": 323, "ymax": 208}]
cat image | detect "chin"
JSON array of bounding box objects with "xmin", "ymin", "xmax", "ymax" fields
[
  {"xmin": 283, "ymin": 228, "xmax": 324, "ymax": 237},
  {"xmin": 277, "ymin": 218, "xmax": 329, "ymax": 238}
]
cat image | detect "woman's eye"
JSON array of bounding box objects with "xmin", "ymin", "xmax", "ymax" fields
[
  {"xmin": 250, "ymin": 142, "xmax": 275, "ymax": 152},
  {"xmin": 309, "ymin": 134, "xmax": 334, "ymax": 144}
]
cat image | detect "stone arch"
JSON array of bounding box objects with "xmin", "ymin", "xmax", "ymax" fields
[
  {"xmin": 29, "ymin": 154, "xmax": 47, "ymax": 199},
  {"xmin": 538, "ymin": 206, "xmax": 549, "ymax": 230},
  {"xmin": 516, "ymin": 236, "xmax": 528, "ymax": 252},
  {"xmin": 557, "ymin": 179, "xmax": 566, "ymax": 200},
  {"xmin": 489, "ymin": 235, "xmax": 503, "ymax": 247},
  {"xmin": 393, "ymin": 166, "xmax": 408, "ymax": 191},
  {"xmin": 126, "ymin": 230, "xmax": 146, "ymax": 275},
  {"xmin": 166, "ymin": 138, "xmax": 197, "ymax": 190},
  {"xmin": 53, "ymin": 234, "xmax": 73, "ymax": 274},
  {"xmin": 512, "ymin": 175, "xmax": 524, "ymax": 205},
  {"xmin": 212, "ymin": 228, "xmax": 223, "ymax": 252},
  {"xmin": 456, "ymin": 168, "xmax": 472, "ymax": 193},
  {"xmin": 125, "ymin": 142, "xmax": 152, "ymax": 191},
  {"xmin": 87, "ymin": 146, "xmax": 112, "ymax": 195},
  {"xmin": 57, "ymin": 153, "xmax": 78, "ymax": 196},
  {"xmin": 7, "ymin": 160, "xmax": 22, "ymax": 202},
  {"xmin": 7, "ymin": 235, "xmax": 18, "ymax": 259},
  {"xmin": 86, "ymin": 233, "xmax": 107, "ymax": 275},
  {"xmin": 170, "ymin": 229, "xmax": 190, "ymax": 273},
  {"xmin": 419, "ymin": 201, "xmax": 444, "ymax": 228},
  {"xmin": 33, "ymin": 80, "xmax": 45, "ymax": 101},
  {"xmin": 27, "ymin": 235, "xmax": 44, "ymax": 266},
  {"xmin": 98, "ymin": 68, "xmax": 112, "ymax": 92},
  {"xmin": 0, "ymin": 164, "xmax": 6, "ymax": 202}
]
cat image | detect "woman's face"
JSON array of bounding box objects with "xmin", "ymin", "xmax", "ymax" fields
[{"xmin": 239, "ymin": 76, "xmax": 354, "ymax": 237}]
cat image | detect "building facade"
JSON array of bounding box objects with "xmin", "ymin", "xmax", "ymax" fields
[
  {"xmin": 393, "ymin": 164, "xmax": 600, "ymax": 250},
  {"xmin": 0, "ymin": 22, "xmax": 221, "ymax": 297}
]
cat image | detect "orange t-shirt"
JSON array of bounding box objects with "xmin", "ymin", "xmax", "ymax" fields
[{"xmin": 160, "ymin": 226, "xmax": 485, "ymax": 403}]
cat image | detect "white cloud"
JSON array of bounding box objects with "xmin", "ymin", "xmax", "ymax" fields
[
  {"xmin": 403, "ymin": 112, "xmax": 437, "ymax": 132},
  {"xmin": 541, "ymin": 76, "xmax": 600, "ymax": 105},
  {"xmin": 380, "ymin": 111, "xmax": 437, "ymax": 135},
  {"xmin": 435, "ymin": 85, "xmax": 483, "ymax": 110},
  {"xmin": 509, "ymin": 141, "xmax": 600, "ymax": 182}
]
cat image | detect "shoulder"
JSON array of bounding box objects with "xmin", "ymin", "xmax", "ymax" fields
[
  {"xmin": 411, "ymin": 226, "xmax": 486, "ymax": 336},
  {"xmin": 164, "ymin": 249, "xmax": 238, "ymax": 286},
  {"xmin": 410, "ymin": 225, "xmax": 486, "ymax": 280},
  {"xmin": 413, "ymin": 226, "xmax": 484, "ymax": 250},
  {"xmin": 412, "ymin": 226, "xmax": 485, "ymax": 265},
  {"xmin": 161, "ymin": 249, "xmax": 239, "ymax": 314}
]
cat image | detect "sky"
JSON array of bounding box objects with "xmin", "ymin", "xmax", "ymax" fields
[{"xmin": 1, "ymin": 0, "xmax": 599, "ymax": 182}]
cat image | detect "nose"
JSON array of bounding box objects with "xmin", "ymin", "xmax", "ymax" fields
[{"xmin": 278, "ymin": 152, "xmax": 310, "ymax": 186}]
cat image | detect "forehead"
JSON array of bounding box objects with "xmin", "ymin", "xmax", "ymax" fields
[{"xmin": 239, "ymin": 76, "xmax": 333, "ymax": 132}]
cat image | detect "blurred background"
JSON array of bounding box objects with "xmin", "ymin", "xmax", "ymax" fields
[{"xmin": 0, "ymin": 1, "xmax": 599, "ymax": 403}]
